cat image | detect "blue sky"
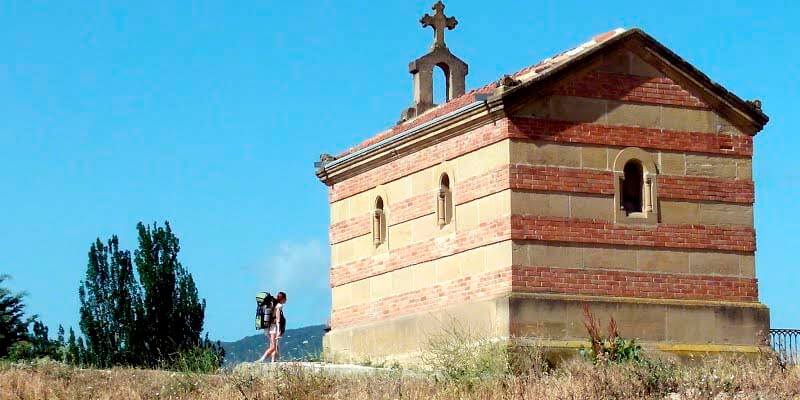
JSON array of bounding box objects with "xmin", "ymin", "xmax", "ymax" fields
[{"xmin": 1, "ymin": 1, "xmax": 798, "ymax": 342}]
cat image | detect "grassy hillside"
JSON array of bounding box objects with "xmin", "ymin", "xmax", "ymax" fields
[{"xmin": 220, "ymin": 324, "xmax": 325, "ymax": 365}]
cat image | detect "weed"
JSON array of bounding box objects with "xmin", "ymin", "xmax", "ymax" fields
[{"xmin": 579, "ymin": 304, "xmax": 645, "ymax": 364}]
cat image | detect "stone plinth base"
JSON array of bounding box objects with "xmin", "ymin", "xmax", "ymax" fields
[{"xmin": 323, "ymin": 294, "xmax": 770, "ymax": 365}]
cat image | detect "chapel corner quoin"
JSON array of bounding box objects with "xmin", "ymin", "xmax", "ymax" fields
[{"xmin": 314, "ymin": 2, "xmax": 769, "ymax": 364}]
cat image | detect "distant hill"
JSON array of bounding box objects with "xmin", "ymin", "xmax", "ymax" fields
[{"xmin": 220, "ymin": 324, "xmax": 325, "ymax": 365}]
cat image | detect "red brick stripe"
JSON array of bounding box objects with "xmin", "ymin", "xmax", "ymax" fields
[
  {"xmin": 330, "ymin": 268, "xmax": 512, "ymax": 328},
  {"xmin": 512, "ymin": 265, "xmax": 758, "ymax": 302},
  {"xmin": 508, "ymin": 117, "xmax": 752, "ymax": 157},
  {"xmin": 331, "ymin": 216, "xmax": 755, "ymax": 287},
  {"xmin": 511, "ymin": 215, "xmax": 755, "ymax": 252},
  {"xmin": 454, "ymin": 167, "xmax": 511, "ymax": 205},
  {"xmin": 554, "ymin": 72, "xmax": 710, "ymax": 109},
  {"xmin": 388, "ymin": 193, "xmax": 432, "ymax": 225},
  {"xmin": 511, "ymin": 165, "xmax": 616, "ymax": 195},
  {"xmin": 329, "ymin": 217, "xmax": 372, "ymax": 245},
  {"xmin": 659, "ymin": 175, "xmax": 754, "ymax": 204}
]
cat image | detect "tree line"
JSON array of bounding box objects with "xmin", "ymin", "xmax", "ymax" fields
[{"xmin": 0, "ymin": 221, "xmax": 224, "ymax": 371}]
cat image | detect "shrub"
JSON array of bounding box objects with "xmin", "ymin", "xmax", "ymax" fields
[
  {"xmin": 631, "ymin": 357, "xmax": 680, "ymax": 395},
  {"xmin": 6, "ymin": 341, "xmax": 34, "ymax": 361},
  {"xmin": 167, "ymin": 346, "xmax": 224, "ymax": 374},
  {"xmin": 422, "ymin": 322, "xmax": 509, "ymax": 386},
  {"xmin": 507, "ymin": 340, "xmax": 551, "ymax": 378}
]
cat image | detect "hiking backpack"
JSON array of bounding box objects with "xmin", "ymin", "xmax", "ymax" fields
[{"xmin": 255, "ymin": 292, "xmax": 275, "ymax": 330}]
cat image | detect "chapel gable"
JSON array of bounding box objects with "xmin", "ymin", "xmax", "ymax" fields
[{"xmin": 511, "ymin": 46, "xmax": 756, "ymax": 138}]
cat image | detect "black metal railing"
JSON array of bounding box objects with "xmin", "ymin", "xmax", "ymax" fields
[{"xmin": 770, "ymin": 329, "xmax": 800, "ymax": 365}]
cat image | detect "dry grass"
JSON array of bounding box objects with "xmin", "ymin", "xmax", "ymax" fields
[{"xmin": 1, "ymin": 355, "xmax": 799, "ymax": 400}]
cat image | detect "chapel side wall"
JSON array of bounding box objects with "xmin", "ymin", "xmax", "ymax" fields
[
  {"xmin": 326, "ymin": 133, "xmax": 515, "ymax": 340},
  {"xmin": 505, "ymin": 49, "xmax": 765, "ymax": 347}
]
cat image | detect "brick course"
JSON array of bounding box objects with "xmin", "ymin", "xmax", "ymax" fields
[
  {"xmin": 511, "ymin": 265, "xmax": 758, "ymax": 302},
  {"xmin": 659, "ymin": 175, "xmax": 754, "ymax": 204},
  {"xmin": 511, "ymin": 215, "xmax": 755, "ymax": 252},
  {"xmin": 553, "ymin": 72, "xmax": 710, "ymax": 109},
  {"xmin": 508, "ymin": 117, "xmax": 752, "ymax": 157}
]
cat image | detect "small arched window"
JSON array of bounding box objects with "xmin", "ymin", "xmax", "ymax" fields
[
  {"xmin": 621, "ymin": 160, "xmax": 644, "ymax": 214},
  {"xmin": 437, "ymin": 173, "xmax": 452, "ymax": 227},
  {"xmin": 373, "ymin": 197, "xmax": 386, "ymax": 246},
  {"xmin": 613, "ymin": 147, "xmax": 658, "ymax": 224}
]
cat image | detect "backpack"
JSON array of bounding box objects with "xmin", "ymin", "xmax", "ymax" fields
[
  {"xmin": 255, "ymin": 292, "xmax": 275, "ymax": 330},
  {"xmin": 278, "ymin": 307, "xmax": 286, "ymax": 335}
]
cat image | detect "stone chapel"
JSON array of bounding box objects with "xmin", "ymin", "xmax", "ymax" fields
[{"xmin": 315, "ymin": 2, "xmax": 770, "ymax": 363}]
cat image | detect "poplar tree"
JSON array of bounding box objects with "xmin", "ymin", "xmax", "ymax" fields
[
  {"xmin": 66, "ymin": 328, "xmax": 80, "ymax": 365},
  {"xmin": 134, "ymin": 222, "xmax": 206, "ymax": 364},
  {"xmin": 78, "ymin": 236, "xmax": 142, "ymax": 367}
]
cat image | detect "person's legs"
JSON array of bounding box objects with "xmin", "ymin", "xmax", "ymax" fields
[
  {"xmin": 271, "ymin": 336, "xmax": 280, "ymax": 362},
  {"xmin": 258, "ymin": 332, "xmax": 277, "ymax": 362}
]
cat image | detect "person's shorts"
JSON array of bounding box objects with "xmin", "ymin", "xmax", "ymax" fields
[{"xmin": 267, "ymin": 324, "xmax": 279, "ymax": 335}]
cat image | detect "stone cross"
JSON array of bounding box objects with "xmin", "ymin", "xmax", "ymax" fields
[{"xmin": 420, "ymin": 1, "xmax": 458, "ymax": 49}]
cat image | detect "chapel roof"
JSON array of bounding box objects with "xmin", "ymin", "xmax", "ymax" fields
[{"xmin": 335, "ymin": 27, "xmax": 768, "ymax": 159}]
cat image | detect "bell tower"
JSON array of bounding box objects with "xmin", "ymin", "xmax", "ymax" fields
[{"xmin": 400, "ymin": 1, "xmax": 468, "ymax": 122}]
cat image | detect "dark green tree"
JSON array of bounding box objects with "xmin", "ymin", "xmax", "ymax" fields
[
  {"xmin": 29, "ymin": 319, "xmax": 59, "ymax": 359},
  {"xmin": 56, "ymin": 325, "xmax": 66, "ymax": 362},
  {"xmin": 134, "ymin": 222, "xmax": 206, "ymax": 364},
  {"xmin": 66, "ymin": 328, "xmax": 80, "ymax": 365},
  {"xmin": 78, "ymin": 236, "xmax": 142, "ymax": 367},
  {"xmin": 77, "ymin": 336, "xmax": 87, "ymax": 366},
  {"xmin": 56, "ymin": 325, "xmax": 65, "ymax": 346},
  {"xmin": 0, "ymin": 275, "xmax": 30, "ymax": 358}
]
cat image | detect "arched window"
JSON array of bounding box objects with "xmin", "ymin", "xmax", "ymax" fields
[
  {"xmin": 373, "ymin": 197, "xmax": 386, "ymax": 246},
  {"xmin": 613, "ymin": 147, "xmax": 658, "ymax": 224},
  {"xmin": 621, "ymin": 160, "xmax": 643, "ymax": 214},
  {"xmin": 437, "ymin": 173, "xmax": 452, "ymax": 227}
]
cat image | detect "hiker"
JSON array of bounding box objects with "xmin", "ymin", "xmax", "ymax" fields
[{"xmin": 257, "ymin": 291, "xmax": 287, "ymax": 363}]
